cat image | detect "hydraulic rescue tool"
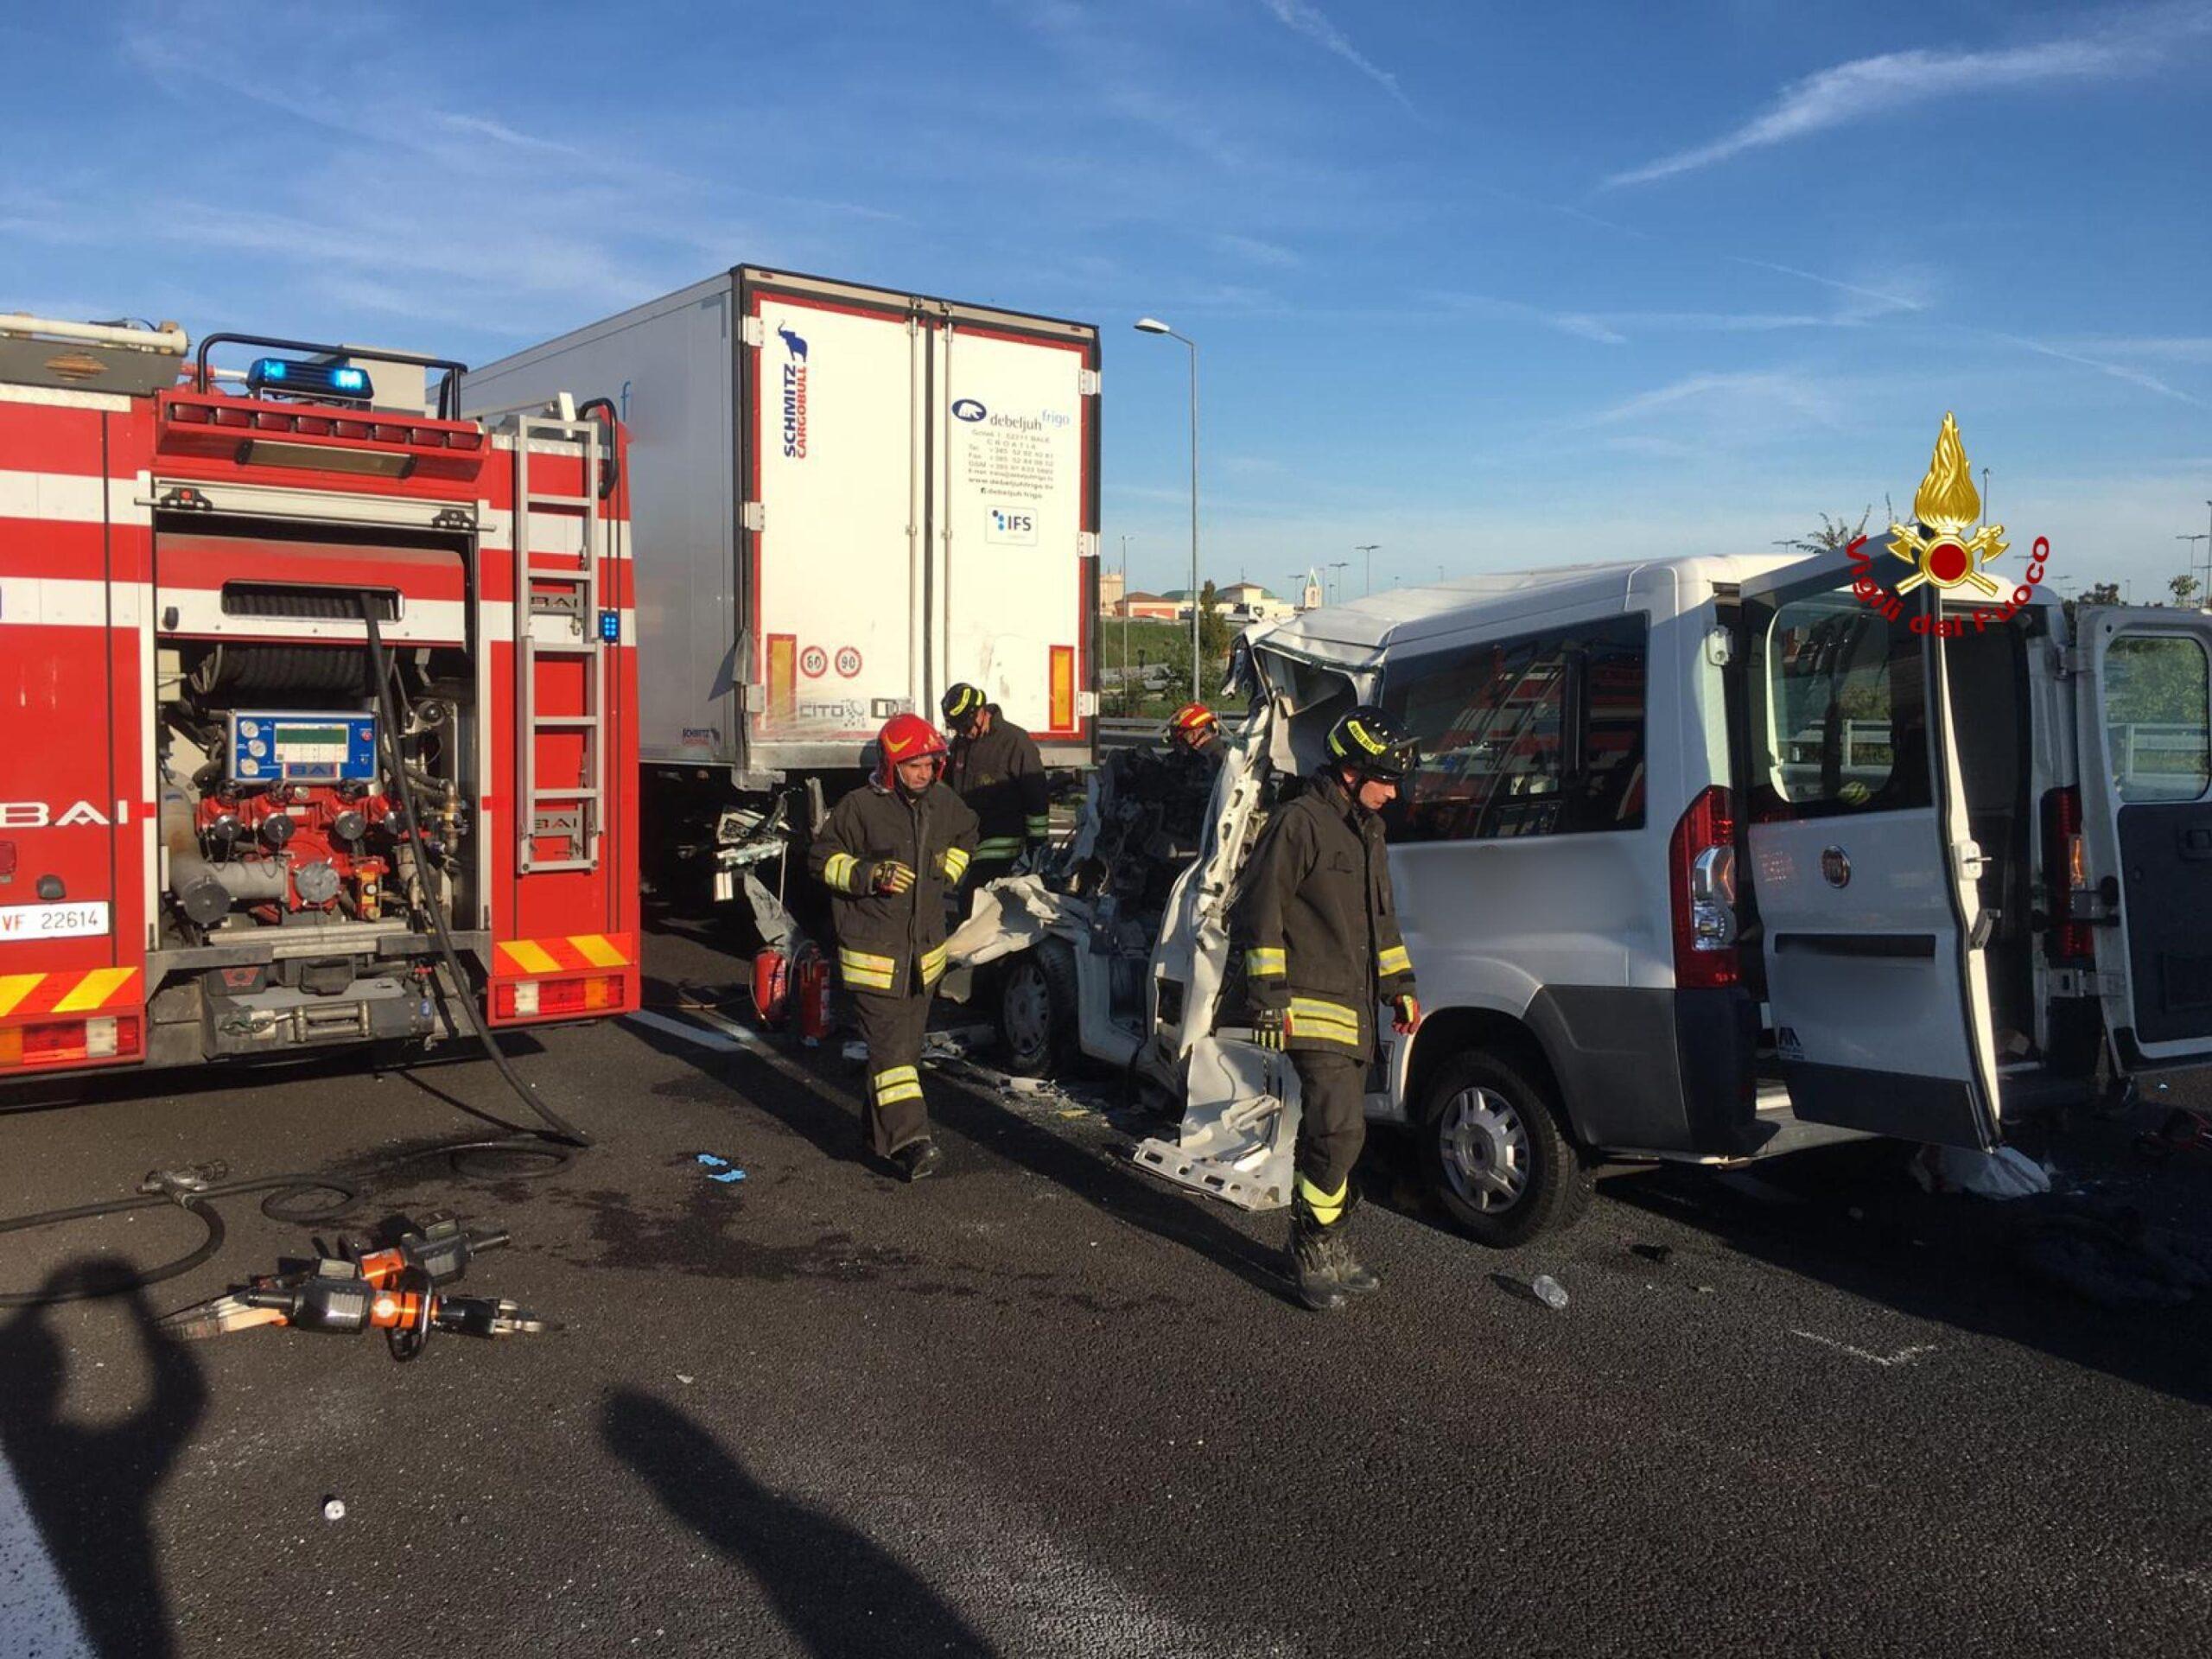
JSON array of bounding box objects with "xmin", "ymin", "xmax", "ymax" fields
[{"xmin": 159, "ymin": 1214, "xmax": 552, "ymax": 1361}]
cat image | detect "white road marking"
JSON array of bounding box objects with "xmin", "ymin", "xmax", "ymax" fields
[
  {"xmin": 1789, "ymin": 1330, "xmax": 1939, "ymax": 1369},
  {"xmin": 626, "ymin": 1007, "xmax": 865, "ymax": 1109},
  {"xmin": 626, "ymin": 1007, "xmax": 747, "ymax": 1052},
  {"xmin": 0, "ymin": 1443, "xmax": 94, "ymax": 1659}
]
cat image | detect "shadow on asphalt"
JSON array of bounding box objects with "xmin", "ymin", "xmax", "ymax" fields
[
  {"xmin": 1600, "ymin": 1129, "xmax": 2212, "ymax": 1408},
  {"xmin": 0, "ymin": 1258, "xmax": 207, "ymax": 1659},
  {"xmin": 602, "ymin": 1389, "xmax": 996, "ymax": 1658},
  {"xmin": 630, "ymin": 973, "xmax": 1294, "ymax": 1302}
]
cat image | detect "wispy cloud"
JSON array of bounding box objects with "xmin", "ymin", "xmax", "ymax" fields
[
  {"xmin": 1988, "ymin": 331, "xmax": 2204, "ymax": 405},
  {"xmin": 1580, "ymin": 370, "xmax": 1843, "ymax": 435},
  {"xmin": 1606, "ymin": 3, "xmax": 2212, "ymax": 187},
  {"xmin": 2055, "ymin": 336, "xmax": 2212, "ymax": 365},
  {"xmin": 1213, "ymin": 232, "xmax": 1301, "ymax": 269},
  {"xmin": 1259, "ymin": 1, "xmax": 1411, "ymax": 108},
  {"xmin": 1424, "ymin": 290, "xmax": 1626, "ymax": 345}
]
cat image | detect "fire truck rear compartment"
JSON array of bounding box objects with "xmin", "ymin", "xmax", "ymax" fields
[{"xmin": 150, "ymin": 517, "xmax": 480, "ymax": 1064}]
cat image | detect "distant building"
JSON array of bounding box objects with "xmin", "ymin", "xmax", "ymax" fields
[
  {"xmin": 1116, "ymin": 589, "xmax": 1179, "ymax": 620},
  {"xmin": 1097, "ymin": 568, "xmax": 1125, "ymax": 613},
  {"xmin": 1217, "ymin": 582, "xmax": 1295, "ymax": 621}
]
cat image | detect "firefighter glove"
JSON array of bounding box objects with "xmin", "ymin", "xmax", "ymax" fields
[
  {"xmin": 1251, "ymin": 1007, "xmax": 1285, "ymax": 1051},
  {"xmin": 1392, "ymin": 995, "xmax": 1421, "ymax": 1035},
  {"xmin": 871, "ymin": 860, "xmax": 918, "ymax": 896}
]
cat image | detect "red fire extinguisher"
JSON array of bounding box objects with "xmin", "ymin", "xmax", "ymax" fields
[
  {"xmin": 752, "ymin": 946, "xmax": 791, "ymax": 1027},
  {"xmin": 794, "ymin": 946, "xmax": 833, "ymax": 1046}
]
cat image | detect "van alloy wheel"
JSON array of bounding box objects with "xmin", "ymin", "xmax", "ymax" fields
[
  {"xmin": 1438, "ymin": 1085, "xmax": 1529, "ymax": 1212},
  {"xmin": 1418, "ymin": 1047, "xmax": 1590, "ymax": 1247}
]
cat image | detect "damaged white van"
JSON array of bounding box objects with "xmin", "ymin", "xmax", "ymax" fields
[{"xmin": 957, "ymin": 524, "xmax": 2212, "ymax": 1245}]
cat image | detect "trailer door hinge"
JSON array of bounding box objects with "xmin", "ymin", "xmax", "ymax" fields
[
  {"xmin": 1077, "ymin": 690, "xmax": 1099, "ymax": 717},
  {"xmin": 1078, "ymin": 531, "xmax": 1099, "ymax": 559},
  {"xmin": 741, "ymin": 315, "xmax": 765, "ymax": 348},
  {"xmin": 2050, "ymin": 967, "xmax": 2122, "ymax": 999},
  {"xmin": 741, "ymin": 501, "xmax": 766, "ymax": 533},
  {"xmin": 1078, "ymin": 368, "xmax": 1100, "ymax": 397},
  {"xmin": 2055, "ymin": 646, "xmax": 2086, "ymax": 677}
]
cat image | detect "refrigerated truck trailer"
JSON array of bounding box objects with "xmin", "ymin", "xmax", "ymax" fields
[{"xmin": 463, "ymin": 268, "xmax": 1101, "ymax": 892}]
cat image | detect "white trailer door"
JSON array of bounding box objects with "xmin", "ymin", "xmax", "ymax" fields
[
  {"xmin": 749, "ymin": 289, "xmax": 922, "ymax": 752},
  {"xmin": 1741, "ymin": 556, "xmax": 2001, "ymax": 1147},
  {"xmin": 928, "ymin": 318, "xmax": 1092, "ymax": 751},
  {"xmin": 2071, "ymin": 605, "xmax": 2212, "ymax": 1065}
]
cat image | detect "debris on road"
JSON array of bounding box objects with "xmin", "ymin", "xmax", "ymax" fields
[
  {"xmin": 695, "ymin": 1154, "xmax": 747, "ymax": 1185},
  {"xmin": 1912, "ymin": 1144, "xmax": 2051, "ymax": 1199},
  {"xmin": 2134, "ymin": 1108, "xmax": 2212, "ymax": 1162},
  {"xmin": 322, "ymin": 1497, "xmax": 346, "ymax": 1522},
  {"xmin": 1495, "ymin": 1272, "xmax": 1570, "ymax": 1310},
  {"xmin": 2017, "ymin": 1198, "xmax": 2212, "ymax": 1309}
]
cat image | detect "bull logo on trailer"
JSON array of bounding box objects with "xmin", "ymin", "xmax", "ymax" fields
[{"xmin": 779, "ymin": 324, "xmax": 809, "ymax": 460}]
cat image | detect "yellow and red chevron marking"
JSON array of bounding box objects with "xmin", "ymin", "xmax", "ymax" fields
[
  {"xmin": 493, "ymin": 933, "xmax": 634, "ymax": 976},
  {"xmin": 0, "ymin": 967, "xmax": 141, "ymax": 1020}
]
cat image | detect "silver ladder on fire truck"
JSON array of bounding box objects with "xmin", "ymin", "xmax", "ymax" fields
[
  {"xmin": 0, "ymin": 314, "xmax": 640, "ymax": 1087},
  {"xmin": 512, "ymin": 410, "xmax": 609, "ymax": 874}
]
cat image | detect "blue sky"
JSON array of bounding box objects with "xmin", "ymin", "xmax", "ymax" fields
[{"xmin": 5, "ymin": 1, "xmax": 2209, "ymax": 601}]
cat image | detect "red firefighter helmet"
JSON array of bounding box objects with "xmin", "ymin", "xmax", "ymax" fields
[
  {"xmin": 1166, "ymin": 702, "xmax": 1219, "ymax": 743},
  {"xmin": 874, "ymin": 712, "xmax": 949, "ymax": 790}
]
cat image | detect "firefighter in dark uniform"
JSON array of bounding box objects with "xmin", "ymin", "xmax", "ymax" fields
[
  {"xmin": 810, "ymin": 713, "xmax": 979, "ymax": 1181},
  {"xmin": 941, "ymin": 682, "xmax": 1051, "ymax": 887},
  {"xmin": 1230, "ymin": 706, "xmax": 1421, "ymax": 1310}
]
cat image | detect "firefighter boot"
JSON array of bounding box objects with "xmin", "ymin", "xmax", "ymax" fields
[
  {"xmin": 895, "ymin": 1138, "xmax": 944, "ymax": 1182},
  {"xmin": 1287, "ymin": 1203, "xmax": 1347, "ymax": 1313},
  {"xmin": 1324, "ymin": 1185, "xmax": 1380, "ymax": 1297},
  {"xmin": 1325, "ymin": 1222, "xmax": 1381, "ymax": 1298}
]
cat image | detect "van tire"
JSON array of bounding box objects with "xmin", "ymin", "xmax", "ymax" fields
[
  {"xmin": 997, "ymin": 938, "xmax": 1079, "ymax": 1077},
  {"xmin": 1419, "ymin": 1048, "xmax": 1590, "ymax": 1248}
]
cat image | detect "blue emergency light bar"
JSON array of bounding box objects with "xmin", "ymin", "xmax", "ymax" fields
[{"xmin": 245, "ymin": 357, "xmax": 375, "ymax": 404}]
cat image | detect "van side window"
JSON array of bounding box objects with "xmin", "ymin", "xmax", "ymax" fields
[
  {"xmin": 1381, "ymin": 613, "xmax": 1648, "ymax": 842},
  {"xmin": 1750, "ymin": 588, "xmax": 1931, "ymax": 819},
  {"xmin": 2104, "ymin": 635, "xmax": 2211, "ymax": 803}
]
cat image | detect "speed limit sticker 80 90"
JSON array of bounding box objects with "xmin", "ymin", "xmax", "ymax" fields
[
  {"xmin": 799, "ymin": 645, "xmax": 828, "ymax": 678},
  {"xmin": 834, "ymin": 646, "xmax": 863, "ymax": 678},
  {"xmin": 0, "ymin": 901, "xmax": 111, "ymax": 941}
]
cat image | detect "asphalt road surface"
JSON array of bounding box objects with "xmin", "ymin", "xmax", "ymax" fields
[{"xmin": 3, "ymin": 915, "xmax": 2209, "ymax": 1657}]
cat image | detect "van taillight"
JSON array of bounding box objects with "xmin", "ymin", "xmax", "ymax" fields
[
  {"xmin": 1669, "ymin": 785, "xmax": 1739, "ymax": 988},
  {"xmin": 2043, "ymin": 786, "xmax": 2093, "ymax": 964}
]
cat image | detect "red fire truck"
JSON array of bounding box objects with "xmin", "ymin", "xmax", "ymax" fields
[{"xmin": 0, "ymin": 314, "xmax": 639, "ymax": 1083}]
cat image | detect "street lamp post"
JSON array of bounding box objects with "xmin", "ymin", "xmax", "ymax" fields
[
  {"xmin": 2181, "ymin": 534, "xmax": 2209, "ymax": 605},
  {"xmin": 1329, "ymin": 560, "xmax": 1347, "ymax": 605},
  {"xmin": 1135, "ymin": 318, "xmax": 1201, "ymax": 701},
  {"xmin": 1118, "ymin": 533, "xmax": 1134, "ymax": 716},
  {"xmin": 1355, "ymin": 543, "xmax": 1380, "ymax": 596}
]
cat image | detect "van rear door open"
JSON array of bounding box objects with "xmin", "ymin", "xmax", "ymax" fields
[
  {"xmin": 1738, "ymin": 556, "xmax": 2001, "ymax": 1148},
  {"xmin": 2071, "ymin": 607, "xmax": 2212, "ymax": 1068}
]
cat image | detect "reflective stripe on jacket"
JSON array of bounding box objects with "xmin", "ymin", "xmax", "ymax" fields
[
  {"xmin": 809, "ymin": 779, "xmax": 979, "ymax": 995},
  {"xmin": 946, "ymin": 710, "xmax": 1050, "ymax": 861},
  {"xmin": 1228, "ymin": 770, "xmax": 1417, "ymax": 1054}
]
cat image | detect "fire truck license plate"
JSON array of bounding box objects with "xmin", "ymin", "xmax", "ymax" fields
[{"xmin": 0, "ymin": 901, "xmax": 111, "ymax": 940}]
